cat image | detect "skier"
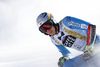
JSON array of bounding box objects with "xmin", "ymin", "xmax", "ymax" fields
[{"xmin": 36, "ymin": 12, "xmax": 100, "ymax": 67}]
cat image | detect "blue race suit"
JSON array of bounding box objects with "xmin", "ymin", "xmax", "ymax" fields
[{"xmin": 50, "ymin": 16, "xmax": 100, "ymax": 58}]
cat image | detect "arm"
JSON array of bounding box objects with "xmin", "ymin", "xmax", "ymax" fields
[
  {"xmin": 50, "ymin": 37, "xmax": 73, "ymax": 67},
  {"xmin": 63, "ymin": 16, "xmax": 96, "ymax": 50},
  {"xmin": 56, "ymin": 45, "xmax": 73, "ymax": 67},
  {"xmin": 55, "ymin": 45, "xmax": 73, "ymax": 58},
  {"xmin": 50, "ymin": 36, "xmax": 72, "ymax": 58},
  {"xmin": 69, "ymin": 16, "xmax": 96, "ymax": 46}
]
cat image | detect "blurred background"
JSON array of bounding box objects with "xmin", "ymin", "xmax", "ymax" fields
[{"xmin": 0, "ymin": 0, "xmax": 100, "ymax": 67}]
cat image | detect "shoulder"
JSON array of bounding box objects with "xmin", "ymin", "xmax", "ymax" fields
[
  {"xmin": 58, "ymin": 16, "xmax": 72, "ymax": 26},
  {"xmin": 60, "ymin": 16, "xmax": 75, "ymax": 23},
  {"xmin": 62, "ymin": 16, "xmax": 71, "ymax": 21}
]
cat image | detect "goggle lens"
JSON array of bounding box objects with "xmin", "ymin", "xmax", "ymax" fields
[{"xmin": 40, "ymin": 20, "xmax": 53, "ymax": 33}]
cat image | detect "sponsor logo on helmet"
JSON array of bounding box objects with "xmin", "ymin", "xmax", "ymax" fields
[{"xmin": 40, "ymin": 23, "xmax": 42, "ymax": 25}]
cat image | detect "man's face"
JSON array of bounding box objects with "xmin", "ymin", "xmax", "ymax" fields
[
  {"xmin": 45, "ymin": 25, "xmax": 55, "ymax": 35},
  {"xmin": 39, "ymin": 20, "xmax": 56, "ymax": 35}
]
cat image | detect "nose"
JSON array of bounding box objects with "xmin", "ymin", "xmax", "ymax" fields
[{"xmin": 46, "ymin": 29, "xmax": 51, "ymax": 33}]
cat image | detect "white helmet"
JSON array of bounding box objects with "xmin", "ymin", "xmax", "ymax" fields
[{"xmin": 36, "ymin": 12, "xmax": 54, "ymax": 29}]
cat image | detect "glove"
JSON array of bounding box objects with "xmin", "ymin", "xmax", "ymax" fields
[
  {"xmin": 58, "ymin": 56, "xmax": 70, "ymax": 67},
  {"xmin": 85, "ymin": 45, "xmax": 93, "ymax": 51},
  {"xmin": 83, "ymin": 46, "xmax": 93, "ymax": 60},
  {"xmin": 83, "ymin": 50, "xmax": 92, "ymax": 60}
]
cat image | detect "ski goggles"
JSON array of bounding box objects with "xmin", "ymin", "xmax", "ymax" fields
[{"xmin": 39, "ymin": 20, "xmax": 53, "ymax": 33}]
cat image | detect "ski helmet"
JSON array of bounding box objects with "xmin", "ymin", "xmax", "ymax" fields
[
  {"xmin": 36, "ymin": 12, "xmax": 54, "ymax": 28},
  {"xmin": 36, "ymin": 12, "xmax": 55, "ymax": 34}
]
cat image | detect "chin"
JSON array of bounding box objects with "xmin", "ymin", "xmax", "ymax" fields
[
  {"xmin": 51, "ymin": 33, "xmax": 55, "ymax": 36},
  {"xmin": 49, "ymin": 33, "xmax": 53, "ymax": 36}
]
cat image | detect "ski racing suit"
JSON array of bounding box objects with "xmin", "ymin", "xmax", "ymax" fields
[{"xmin": 50, "ymin": 16, "xmax": 100, "ymax": 59}]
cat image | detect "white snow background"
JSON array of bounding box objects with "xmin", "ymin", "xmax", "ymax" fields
[{"xmin": 0, "ymin": 0, "xmax": 100, "ymax": 67}]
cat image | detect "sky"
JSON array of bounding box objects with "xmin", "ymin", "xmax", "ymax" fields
[{"xmin": 0, "ymin": 0, "xmax": 100, "ymax": 67}]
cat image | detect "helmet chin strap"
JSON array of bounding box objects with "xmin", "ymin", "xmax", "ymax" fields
[
  {"xmin": 51, "ymin": 19, "xmax": 59, "ymax": 35},
  {"xmin": 54, "ymin": 23, "xmax": 59, "ymax": 35}
]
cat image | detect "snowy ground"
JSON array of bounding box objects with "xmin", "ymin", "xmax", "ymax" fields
[
  {"xmin": 0, "ymin": 0, "xmax": 100, "ymax": 67},
  {"xmin": 64, "ymin": 44, "xmax": 100, "ymax": 67}
]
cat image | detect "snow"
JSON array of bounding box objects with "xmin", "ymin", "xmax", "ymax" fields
[
  {"xmin": 0, "ymin": 0, "xmax": 100, "ymax": 67},
  {"xmin": 64, "ymin": 44, "xmax": 100, "ymax": 67}
]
